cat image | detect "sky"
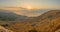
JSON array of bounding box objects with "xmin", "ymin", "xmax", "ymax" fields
[
  {"xmin": 0, "ymin": 0, "xmax": 60, "ymax": 17},
  {"xmin": 0, "ymin": 0, "xmax": 60, "ymax": 9}
]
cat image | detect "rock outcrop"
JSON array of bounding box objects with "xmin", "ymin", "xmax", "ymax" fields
[{"xmin": 0, "ymin": 26, "xmax": 13, "ymax": 32}]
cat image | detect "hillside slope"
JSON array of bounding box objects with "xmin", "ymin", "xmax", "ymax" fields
[
  {"xmin": 0, "ymin": 10, "xmax": 60, "ymax": 32},
  {"xmin": 35, "ymin": 10, "xmax": 60, "ymax": 32}
]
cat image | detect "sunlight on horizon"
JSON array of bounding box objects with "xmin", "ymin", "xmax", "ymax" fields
[{"xmin": 0, "ymin": 0, "xmax": 60, "ymax": 17}]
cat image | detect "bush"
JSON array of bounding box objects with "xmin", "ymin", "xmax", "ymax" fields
[{"xmin": 28, "ymin": 29, "xmax": 37, "ymax": 32}]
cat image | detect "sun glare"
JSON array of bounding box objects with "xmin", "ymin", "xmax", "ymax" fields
[
  {"xmin": 26, "ymin": 6, "xmax": 32, "ymax": 10},
  {"xmin": 23, "ymin": 5, "xmax": 33, "ymax": 10}
]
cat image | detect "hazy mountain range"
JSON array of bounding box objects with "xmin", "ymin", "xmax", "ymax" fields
[
  {"xmin": 0, "ymin": 7, "xmax": 50, "ymax": 17},
  {"xmin": 0, "ymin": 8, "xmax": 59, "ymax": 21},
  {"xmin": 0, "ymin": 9, "xmax": 29, "ymax": 21},
  {"xmin": 0, "ymin": 8, "xmax": 50, "ymax": 21}
]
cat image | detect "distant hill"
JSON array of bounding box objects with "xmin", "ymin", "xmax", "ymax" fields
[{"xmin": 0, "ymin": 9, "xmax": 28, "ymax": 21}]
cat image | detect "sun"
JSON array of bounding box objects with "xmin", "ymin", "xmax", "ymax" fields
[
  {"xmin": 26, "ymin": 6, "xmax": 32, "ymax": 10},
  {"xmin": 23, "ymin": 5, "xmax": 33, "ymax": 10},
  {"xmin": 22, "ymin": 5, "xmax": 34, "ymax": 10}
]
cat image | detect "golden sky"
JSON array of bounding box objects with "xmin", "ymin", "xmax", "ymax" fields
[{"xmin": 0, "ymin": 0, "xmax": 60, "ymax": 17}]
